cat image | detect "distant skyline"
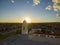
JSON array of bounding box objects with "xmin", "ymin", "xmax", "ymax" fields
[{"xmin": 0, "ymin": 0, "xmax": 60, "ymax": 23}]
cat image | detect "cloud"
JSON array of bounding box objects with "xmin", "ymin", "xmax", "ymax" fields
[
  {"xmin": 52, "ymin": 0, "xmax": 60, "ymax": 3},
  {"xmin": 56, "ymin": 14, "xmax": 60, "ymax": 18},
  {"xmin": 11, "ymin": 0, "xmax": 15, "ymax": 3},
  {"xmin": 27, "ymin": 1, "xmax": 30, "ymax": 4},
  {"xmin": 45, "ymin": 5, "xmax": 52, "ymax": 10},
  {"xmin": 52, "ymin": 0, "xmax": 60, "ymax": 12},
  {"xmin": 32, "ymin": 0, "xmax": 40, "ymax": 6}
]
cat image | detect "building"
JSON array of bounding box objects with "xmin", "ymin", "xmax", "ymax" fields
[{"xmin": 22, "ymin": 20, "xmax": 28, "ymax": 34}]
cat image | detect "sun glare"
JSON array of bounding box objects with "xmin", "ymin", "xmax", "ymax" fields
[{"xmin": 25, "ymin": 17, "xmax": 31, "ymax": 23}]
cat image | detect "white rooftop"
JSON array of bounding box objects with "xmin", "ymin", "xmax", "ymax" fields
[{"xmin": 1, "ymin": 34, "xmax": 60, "ymax": 45}]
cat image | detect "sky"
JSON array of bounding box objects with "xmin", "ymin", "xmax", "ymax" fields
[{"xmin": 0, "ymin": 0, "xmax": 60, "ymax": 23}]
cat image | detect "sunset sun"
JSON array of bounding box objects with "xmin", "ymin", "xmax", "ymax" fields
[{"xmin": 25, "ymin": 17, "xmax": 31, "ymax": 23}]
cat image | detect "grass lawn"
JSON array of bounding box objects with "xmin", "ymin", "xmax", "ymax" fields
[{"xmin": 0, "ymin": 30, "xmax": 20, "ymax": 41}]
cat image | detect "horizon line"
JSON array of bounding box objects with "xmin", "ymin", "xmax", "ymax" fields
[{"xmin": 0, "ymin": 22, "xmax": 60, "ymax": 23}]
